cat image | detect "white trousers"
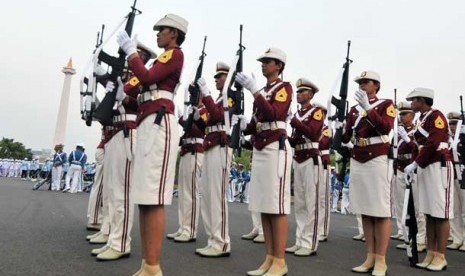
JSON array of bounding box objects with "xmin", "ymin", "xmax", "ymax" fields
[
  {"xmin": 66, "ymin": 164, "xmax": 82, "ymax": 193},
  {"xmin": 450, "ymin": 179, "xmax": 465, "ymax": 244},
  {"xmin": 104, "ymin": 130, "xmax": 135, "ymax": 253},
  {"xmin": 51, "ymin": 166, "xmax": 63, "ymax": 190},
  {"xmin": 331, "ymin": 189, "xmax": 340, "ymax": 211},
  {"xmin": 251, "ymin": 211, "xmax": 263, "ymax": 235},
  {"xmin": 87, "ymin": 148, "xmax": 105, "ymax": 225},
  {"xmin": 293, "ymin": 157, "xmax": 322, "ymax": 250},
  {"xmin": 341, "ymin": 188, "xmax": 350, "ymax": 214},
  {"xmin": 318, "ymin": 168, "xmax": 331, "ymax": 236},
  {"xmin": 176, "ymin": 152, "xmax": 203, "ymax": 239},
  {"xmin": 200, "ymin": 145, "xmax": 231, "ymax": 252}
]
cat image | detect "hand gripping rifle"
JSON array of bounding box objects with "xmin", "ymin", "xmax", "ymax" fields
[
  {"xmin": 223, "ymin": 25, "xmax": 245, "ymax": 141},
  {"xmin": 229, "ymin": 25, "xmax": 245, "ymax": 157},
  {"xmin": 401, "ymin": 175, "xmax": 419, "ymax": 266},
  {"xmin": 183, "ymin": 36, "xmax": 207, "ymax": 132},
  {"xmin": 81, "ymin": 0, "xmax": 141, "ymax": 126}
]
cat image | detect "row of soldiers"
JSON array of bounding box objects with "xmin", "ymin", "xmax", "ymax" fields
[
  {"xmin": 0, "ymin": 158, "xmax": 40, "ymax": 179},
  {"xmin": 80, "ymin": 12, "xmax": 463, "ymax": 276}
]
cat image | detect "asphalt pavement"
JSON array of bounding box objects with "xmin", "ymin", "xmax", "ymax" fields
[{"xmin": 0, "ymin": 177, "xmax": 463, "ymax": 276}]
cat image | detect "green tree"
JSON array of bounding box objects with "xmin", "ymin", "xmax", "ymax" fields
[{"xmin": 0, "ymin": 137, "xmax": 33, "ymax": 160}]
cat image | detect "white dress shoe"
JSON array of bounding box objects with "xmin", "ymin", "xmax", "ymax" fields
[
  {"xmin": 353, "ymin": 234, "xmax": 365, "ymax": 241},
  {"xmin": 285, "ymin": 244, "xmax": 300, "ymax": 253},
  {"xmin": 174, "ymin": 233, "xmax": 196, "ymax": 243},
  {"xmin": 253, "ymin": 234, "xmax": 265, "ymax": 243},
  {"xmin": 263, "ymin": 264, "xmax": 288, "ymax": 276},
  {"xmin": 242, "ymin": 231, "xmax": 259, "ymax": 240},
  {"xmin": 96, "ymin": 247, "xmax": 130, "ymax": 261},
  {"xmin": 91, "ymin": 245, "xmax": 109, "ymax": 256},
  {"xmin": 396, "ymin": 243, "xmax": 408, "ymax": 249},
  {"xmin": 459, "ymin": 244, "xmax": 465, "ymax": 251},
  {"xmin": 166, "ymin": 231, "xmax": 181, "ymax": 240},
  {"xmin": 446, "ymin": 242, "xmax": 462, "ymax": 250},
  {"xmin": 198, "ymin": 246, "xmax": 230, "ymax": 257},
  {"xmin": 318, "ymin": 235, "xmax": 328, "ymax": 242},
  {"xmin": 371, "ymin": 267, "xmax": 387, "ymax": 276},
  {"xmin": 426, "ymin": 259, "xmax": 447, "ymax": 271},
  {"xmin": 417, "ymin": 243, "xmax": 427, "ymax": 252},
  {"xmin": 294, "ymin": 247, "xmax": 317, "ymax": 256},
  {"xmin": 247, "ymin": 265, "xmax": 270, "ymax": 276},
  {"xmin": 195, "ymin": 245, "xmax": 210, "ymax": 254},
  {"xmin": 351, "ymin": 265, "xmax": 373, "ymax": 273},
  {"xmin": 86, "ymin": 232, "xmax": 101, "ymax": 241},
  {"xmin": 89, "ymin": 233, "xmax": 109, "ymax": 244}
]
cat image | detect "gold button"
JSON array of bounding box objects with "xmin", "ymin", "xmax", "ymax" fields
[
  {"xmin": 264, "ymin": 139, "xmax": 267, "ymax": 142},
  {"xmin": 369, "ymin": 152, "xmax": 372, "ymax": 155}
]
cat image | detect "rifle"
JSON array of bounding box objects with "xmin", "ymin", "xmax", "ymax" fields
[
  {"xmin": 330, "ymin": 41, "xmax": 352, "ymax": 154},
  {"xmin": 230, "ymin": 25, "xmax": 245, "ymax": 157},
  {"xmin": 90, "ymin": 0, "xmax": 141, "ymax": 126},
  {"xmin": 460, "ymin": 96, "xmax": 465, "ymax": 189},
  {"xmin": 183, "ymin": 36, "xmax": 207, "ymax": 132},
  {"xmin": 223, "ymin": 25, "xmax": 245, "ymax": 139},
  {"xmin": 81, "ymin": 25, "xmax": 105, "ymax": 125},
  {"xmin": 393, "ymin": 89, "xmax": 399, "ymax": 177},
  {"xmin": 401, "ymin": 175, "xmax": 419, "ymax": 267}
]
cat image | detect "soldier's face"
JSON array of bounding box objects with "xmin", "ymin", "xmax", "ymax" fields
[
  {"xmin": 261, "ymin": 59, "xmax": 281, "ymax": 77},
  {"xmin": 399, "ymin": 112, "xmax": 414, "ymax": 125},
  {"xmin": 215, "ymin": 74, "xmax": 227, "ymax": 91},
  {"xmin": 410, "ymin": 98, "xmax": 421, "ymax": 112},
  {"xmin": 358, "ymin": 79, "xmax": 379, "ymax": 96},
  {"xmin": 296, "ymin": 89, "xmax": 313, "ymax": 104},
  {"xmin": 450, "ymin": 123, "xmax": 457, "ymax": 134},
  {"xmin": 156, "ymin": 27, "xmax": 176, "ymax": 48}
]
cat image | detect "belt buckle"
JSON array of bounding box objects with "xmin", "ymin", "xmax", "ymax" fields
[
  {"xmin": 270, "ymin": 122, "xmax": 277, "ymax": 131},
  {"xmin": 357, "ymin": 138, "xmax": 368, "ymax": 147},
  {"xmin": 151, "ymin": 90, "xmax": 160, "ymax": 101},
  {"xmin": 256, "ymin": 122, "xmax": 262, "ymax": 133},
  {"xmin": 296, "ymin": 144, "xmax": 302, "ymax": 151}
]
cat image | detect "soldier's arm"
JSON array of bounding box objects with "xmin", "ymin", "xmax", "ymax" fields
[
  {"xmin": 366, "ymin": 100, "xmax": 395, "ymax": 135},
  {"xmin": 254, "ymin": 83, "xmax": 292, "ymax": 122}
]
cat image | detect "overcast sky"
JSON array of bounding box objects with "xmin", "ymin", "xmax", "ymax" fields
[{"xmin": 1, "ymin": 0, "xmax": 464, "ymax": 160}]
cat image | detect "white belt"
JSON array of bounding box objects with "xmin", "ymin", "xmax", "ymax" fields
[
  {"xmin": 113, "ymin": 114, "xmax": 137, "ymax": 123},
  {"xmin": 205, "ymin": 124, "xmax": 225, "ymax": 134},
  {"xmin": 137, "ymin": 90, "xmax": 173, "ymax": 105},
  {"xmin": 256, "ymin": 121, "xmax": 286, "ymax": 133},
  {"xmin": 321, "ymin": 149, "xmax": 330, "ymax": 155},
  {"xmin": 182, "ymin": 138, "xmax": 204, "ymax": 145},
  {"xmin": 295, "ymin": 142, "xmax": 319, "ymax": 151},
  {"xmin": 355, "ymin": 136, "xmax": 388, "ymax": 147},
  {"xmin": 71, "ymin": 161, "xmax": 81, "ymax": 165}
]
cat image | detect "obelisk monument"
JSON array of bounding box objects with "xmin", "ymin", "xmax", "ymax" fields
[{"xmin": 52, "ymin": 58, "xmax": 76, "ymax": 148}]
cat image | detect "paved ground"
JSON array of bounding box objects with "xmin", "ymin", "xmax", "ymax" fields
[{"xmin": 0, "ymin": 177, "xmax": 464, "ymax": 275}]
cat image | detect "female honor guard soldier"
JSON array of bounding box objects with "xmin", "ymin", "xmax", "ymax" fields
[
  {"xmin": 116, "ymin": 13, "xmax": 187, "ymax": 276},
  {"xmin": 236, "ymin": 48, "xmax": 293, "ymax": 276},
  {"xmin": 341, "ymin": 70, "xmax": 395, "ymax": 276},
  {"xmin": 286, "ymin": 78, "xmax": 324, "ymax": 257},
  {"xmin": 404, "ymin": 88, "xmax": 453, "ymax": 271}
]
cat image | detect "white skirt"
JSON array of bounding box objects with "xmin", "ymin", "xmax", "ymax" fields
[
  {"xmin": 131, "ymin": 113, "xmax": 179, "ymax": 205},
  {"xmin": 417, "ymin": 161, "xmax": 454, "ymax": 219},
  {"xmin": 249, "ymin": 140, "xmax": 292, "ymax": 214},
  {"xmin": 349, "ymin": 155, "xmax": 393, "ymax": 218}
]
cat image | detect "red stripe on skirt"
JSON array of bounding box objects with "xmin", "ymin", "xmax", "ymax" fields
[{"xmin": 159, "ymin": 115, "xmax": 169, "ymax": 204}]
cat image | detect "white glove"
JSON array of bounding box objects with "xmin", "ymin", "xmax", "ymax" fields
[
  {"xmin": 94, "ymin": 64, "xmax": 107, "ymax": 76},
  {"xmin": 197, "ymin": 77, "xmax": 210, "ymax": 97},
  {"xmin": 187, "ymin": 106, "xmax": 200, "ymax": 120},
  {"xmin": 115, "ymin": 77, "xmax": 127, "ymax": 101},
  {"xmin": 116, "ymin": 31, "xmax": 137, "ymax": 56},
  {"xmin": 398, "ymin": 126, "xmax": 410, "ymax": 143},
  {"xmin": 105, "ymin": 81, "xmax": 115, "ymax": 93},
  {"xmin": 404, "ymin": 161, "xmax": 418, "ymax": 183},
  {"xmin": 235, "ymin": 72, "xmax": 259, "ymax": 95},
  {"xmin": 460, "ymin": 125, "xmax": 465, "ymax": 134},
  {"xmin": 342, "ymin": 141, "xmax": 354, "ymax": 149},
  {"xmin": 231, "ymin": 114, "xmax": 248, "ymax": 131},
  {"xmin": 354, "ymin": 90, "xmax": 371, "ymax": 111}
]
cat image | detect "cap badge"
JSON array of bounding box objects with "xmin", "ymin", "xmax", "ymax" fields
[{"xmin": 361, "ymin": 71, "xmax": 367, "ymax": 77}]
